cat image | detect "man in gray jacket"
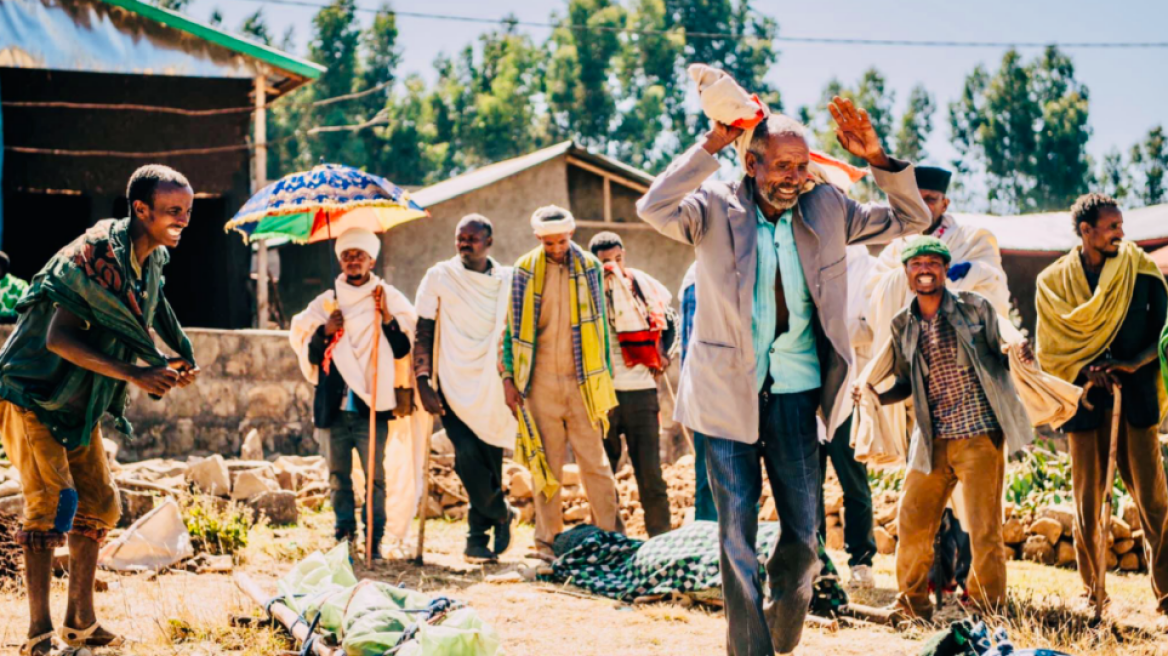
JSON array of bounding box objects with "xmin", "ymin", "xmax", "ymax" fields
[{"xmin": 636, "ymin": 98, "xmax": 930, "ymax": 656}]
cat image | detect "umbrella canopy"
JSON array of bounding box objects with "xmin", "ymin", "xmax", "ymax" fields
[{"xmin": 225, "ymin": 163, "xmax": 428, "ymax": 244}]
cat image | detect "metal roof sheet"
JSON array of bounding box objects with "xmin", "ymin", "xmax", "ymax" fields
[{"xmin": 953, "ymin": 203, "xmax": 1168, "ymax": 253}]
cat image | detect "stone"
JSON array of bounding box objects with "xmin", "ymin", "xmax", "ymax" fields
[
  {"xmin": 1056, "ymin": 540, "xmax": 1077, "ymax": 567},
  {"xmin": 245, "ymin": 385, "xmax": 291, "ymax": 419},
  {"xmin": 874, "ymin": 502, "xmax": 898, "ymax": 526},
  {"xmin": 1114, "ymin": 538, "xmax": 1136, "ymax": 555},
  {"xmin": 509, "ymin": 469, "xmax": 533, "ymax": 500},
  {"xmin": 1037, "ymin": 505, "xmax": 1075, "ymax": 537},
  {"xmin": 430, "ymin": 430, "xmax": 454, "ymax": 456},
  {"xmin": 246, "ymin": 490, "xmax": 299, "ymax": 525},
  {"xmin": 561, "ymin": 464, "xmax": 581, "ymax": 487},
  {"xmin": 824, "ymin": 490, "xmax": 844, "ymax": 516},
  {"xmin": 0, "ymin": 479, "xmax": 20, "ymax": 497},
  {"xmin": 1120, "ymin": 552, "xmax": 1141, "ymax": 572},
  {"xmin": 1028, "ymin": 517, "xmax": 1064, "ymax": 546},
  {"xmin": 186, "ymin": 454, "xmax": 231, "ymax": 497},
  {"xmin": 118, "ymin": 490, "xmax": 157, "ymax": 528},
  {"xmin": 825, "ymin": 513, "xmax": 840, "ymax": 528},
  {"xmin": 759, "ymin": 497, "xmax": 778, "ymax": 522},
  {"xmin": 241, "ymin": 429, "xmax": 264, "ymax": 461},
  {"xmin": 0, "ymin": 495, "xmax": 22, "ymax": 515},
  {"xmin": 674, "ymin": 454, "xmax": 695, "ymax": 469},
  {"xmin": 1002, "ymin": 517, "xmax": 1026, "ymax": 545},
  {"xmin": 1121, "ymin": 497, "xmax": 1140, "ymax": 532},
  {"xmin": 564, "ymin": 504, "xmax": 590, "ymax": 522},
  {"xmin": 885, "ymin": 519, "xmax": 898, "ymax": 539},
  {"xmin": 446, "ymin": 505, "xmax": 468, "ymax": 521},
  {"xmin": 518, "ymin": 503, "xmax": 536, "ymax": 524},
  {"xmin": 826, "ymin": 526, "xmax": 846, "ymax": 551},
  {"xmin": 1111, "ymin": 517, "xmax": 1132, "ymax": 540},
  {"xmin": 874, "ymin": 526, "xmax": 896, "ymax": 555},
  {"xmin": 422, "ymin": 496, "xmax": 444, "ymax": 519},
  {"xmin": 1106, "ymin": 549, "xmax": 1118, "ymax": 570},
  {"xmin": 232, "ymin": 470, "xmax": 279, "ymax": 501},
  {"xmin": 1022, "ymin": 535, "xmax": 1055, "ymax": 565},
  {"xmin": 103, "ymin": 437, "xmax": 120, "ymax": 464}
]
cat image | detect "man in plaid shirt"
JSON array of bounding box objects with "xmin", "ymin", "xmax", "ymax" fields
[{"xmin": 856, "ymin": 236, "xmax": 1034, "ymax": 621}]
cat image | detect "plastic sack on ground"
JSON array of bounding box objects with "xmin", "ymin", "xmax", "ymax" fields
[
  {"xmin": 277, "ymin": 542, "xmax": 505, "ymax": 656},
  {"xmin": 98, "ymin": 497, "xmax": 193, "ymax": 571}
]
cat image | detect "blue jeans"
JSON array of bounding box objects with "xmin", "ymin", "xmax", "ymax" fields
[
  {"xmin": 693, "ymin": 432, "xmax": 718, "ymax": 522},
  {"xmin": 702, "ymin": 389, "xmax": 821, "ymax": 656}
]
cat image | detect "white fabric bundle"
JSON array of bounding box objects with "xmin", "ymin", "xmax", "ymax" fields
[
  {"xmin": 414, "ymin": 258, "xmax": 516, "ymax": 449},
  {"xmin": 531, "ymin": 206, "xmax": 576, "ymax": 236}
]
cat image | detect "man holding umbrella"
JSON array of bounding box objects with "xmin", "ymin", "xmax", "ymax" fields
[{"xmin": 290, "ymin": 227, "xmax": 418, "ymax": 560}]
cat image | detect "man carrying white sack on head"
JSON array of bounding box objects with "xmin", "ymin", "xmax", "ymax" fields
[
  {"xmin": 638, "ymin": 63, "xmax": 930, "ymax": 656},
  {"xmin": 290, "ymin": 227, "xmax": 431, "ymax": 560},
  {"xmin": 414, "ymin": 214, "xmax": 518, "ymax": 564}
]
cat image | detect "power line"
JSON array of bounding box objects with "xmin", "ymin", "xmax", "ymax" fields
[
  {"xmin": 5, "ymin": 113, "xmax": 390, "ymax": 158},
  {"xmin": 239, "ymin": 0, "xmax": 1168, "ymax": 49},
  {"xmin": 0, "ymin": 79, "xmax": 393, "ymax": 116}
]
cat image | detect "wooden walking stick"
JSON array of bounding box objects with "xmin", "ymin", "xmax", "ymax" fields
[
  {"xmin": 1094, "ymin": 385, "xmax": 1122, "ymax": 621},
  {"xmin": 414, "ymin": 299, "xmax": 439, "ymax": 565},
  {"xmin": 365, "ymin": 287, "xmax": 383, "ymax": 568}
]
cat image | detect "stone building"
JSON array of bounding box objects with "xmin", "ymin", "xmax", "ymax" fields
[{"xmin": 275, "ymin": 141, "xmax": 696, "ymax": 315}]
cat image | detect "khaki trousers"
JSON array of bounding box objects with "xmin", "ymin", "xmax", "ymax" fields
[
  {"xmin": 528, "ymin": 372, "xmax": 621, "ymax": 552},
  {"xmin": 1069, "ymin": 413, "xmax": 1168, "ymax": 612},
  {"xmin": 896, "ymin": 434, "xmax": 1006, "ymax": 618}
]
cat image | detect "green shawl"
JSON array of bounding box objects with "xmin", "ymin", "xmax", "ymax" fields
[{"xmin": 0, "ymin": 218, "xmax": 194, "ymax": 448}]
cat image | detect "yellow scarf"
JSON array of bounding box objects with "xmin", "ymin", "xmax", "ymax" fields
[
  {"xmin": 510, "ymin": 244, "xmax": 617, "ymax": 500},
  {"xmin": 1036, "ymin": 241, "xmax": 1168, "ymax": 420}
]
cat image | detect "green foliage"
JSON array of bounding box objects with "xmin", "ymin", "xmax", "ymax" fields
[
  {"xmin": 1098, "ymin": 149, "xmax": 1130, "ymax": 203},
  {"xmin": 867, "ymin": 467, "xmax": 904, "ymax": 494},
  {"xmin": 1130, "ymin": 125, "xmax": 1167, "ymax": 206},
  {"xmin": 182, "ymin": 497, "xmax": 255, "ymax": 556},
  {"xmin": 151, "ymin": 0, "xmax": 190, "ymax": 11},
  {"xmin": 1005, "ymin": 441, "xmax": 1125, "ymax": 515},
  {"xmin": 240, "ymin": 9, "xmax": 273, "ymax": 46},
  {"xmin": 948, "ymin": 47, "xmax": 1091, "ymax": 213}
]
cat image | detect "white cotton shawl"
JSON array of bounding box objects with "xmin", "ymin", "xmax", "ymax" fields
[
  {"xmin": 290, "ymin": 274, "xmax": 418, "ymax": 411},
  {"xmin": 415, "ymin": 258, "xmax": 516, "ymax": 449},
  {"xmin": 289, "ymin": 275, "xmax": 431, "ymax": 543}
]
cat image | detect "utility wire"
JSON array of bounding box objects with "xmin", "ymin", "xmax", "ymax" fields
[
  {"xmin": 0, "ymin": 79, "xmax": 393, "ymax": 116},
  {"xmin": 5, "ymin": 113, "xmax": 390, "ymax": 158},
  {"xmin": 239, "ymin": 0, "xmax": 1168, "ymax": 49}
]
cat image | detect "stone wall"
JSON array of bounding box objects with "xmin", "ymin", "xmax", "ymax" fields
[{"xmin": 0, "ymin": 326, "xmax": 317, "ymax": 462}]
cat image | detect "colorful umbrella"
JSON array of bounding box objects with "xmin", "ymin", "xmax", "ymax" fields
[{"xmin": 224, "ymin": 163, "xmax": 428, "ymax": 244}]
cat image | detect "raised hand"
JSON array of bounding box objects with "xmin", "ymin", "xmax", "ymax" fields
[
  {"xmin": 701, "ymin": 121, "xmax": 745, "ymax": 156},
  {"xmin": 828, "ymin": 96, "xmax": 891, "ymax": 169}
]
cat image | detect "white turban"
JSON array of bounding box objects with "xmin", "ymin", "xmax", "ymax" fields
[
  {"xmin": 530, "ymin": 205, "xmax": 576, "ymax": 237},
  {"xmin": 334, "ymin": 227, "xmax": 381, "ymax": 260}
]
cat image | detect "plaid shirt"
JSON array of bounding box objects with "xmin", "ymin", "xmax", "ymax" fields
[{"xmin": 918, "ymin": 314, "xmax": 1001, "ymax": 439}]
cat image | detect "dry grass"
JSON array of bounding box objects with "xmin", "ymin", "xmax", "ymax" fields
[{"xmin": 3, "ymin": 506, "xmax": 1168, "ymax": 655}]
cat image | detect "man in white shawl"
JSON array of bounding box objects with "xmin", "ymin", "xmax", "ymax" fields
[
  {"xmin": 289, "ymin": 227, "xmax": 427, "ymax": 560},
  {"xmin": 866, "ymin": 166, "xmax": 1011, "ymax": 343},
  {"xmin": 413, "ymin": 215, "xmax": 517, "ymax": 563},
  {"xmin": 589, "ymin": 231, "xmax": 673, "ymax": 537}
]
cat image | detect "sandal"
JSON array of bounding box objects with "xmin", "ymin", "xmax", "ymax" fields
[
  {"xmin": 19, "ymin": 631, "xmax": 55, "ymax": 656},
  {"xmin": 59, "ymin": 622, "xmax": 125, "ymax": 648}
]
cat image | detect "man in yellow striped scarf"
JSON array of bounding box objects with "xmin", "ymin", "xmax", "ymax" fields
[{"xmin": 501, "ymin": 205, "xmax": 622, "ymax": 561}]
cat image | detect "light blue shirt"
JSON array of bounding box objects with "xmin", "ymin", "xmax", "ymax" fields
[{"xmin": 752, "ymin": 207, "xmax": 821, "ymax": 394}]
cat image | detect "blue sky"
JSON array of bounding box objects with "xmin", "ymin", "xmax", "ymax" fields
[{"xmin": 196, "ymin": 0, "xmax": 1166, "ymax": 201}]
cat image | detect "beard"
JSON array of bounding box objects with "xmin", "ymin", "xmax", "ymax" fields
[{"xmin": 756, "ymin": 181, "xmax": 801, "ymax": 212}]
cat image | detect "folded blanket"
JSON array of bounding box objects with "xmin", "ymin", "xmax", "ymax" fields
[
  {"xmin": 1005, "ymin": 342, "xmax": 1083, "ymax": 429},
  {"xmin": 604, "ymin": 263, "xmax": 670, "ymax": 370}
]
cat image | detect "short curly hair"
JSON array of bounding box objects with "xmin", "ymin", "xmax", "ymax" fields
[
  {"xmin": 127, "ymin": 164, "xmax": 190, "ymax": 210},
  {"xmin": 1071, "ymin": 193, "xmax": 1120, "ymax": 236}
]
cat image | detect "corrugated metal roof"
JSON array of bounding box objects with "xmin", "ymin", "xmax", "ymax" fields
[
  {"xmin": 0, "ymin": 0, "xmax": 323, "ymax": 95},
  {"xmin": 411, "ymin": 141, "xmax": 654, "ymax": 208},
  {"xmin": 953, "ymin": 203, "xmax": 1168, "ymax": 253}
]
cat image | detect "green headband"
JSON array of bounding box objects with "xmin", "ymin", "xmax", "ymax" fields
[{"xmin": 900, "ymin": 236, "xmax": 951, "ymax": 265}]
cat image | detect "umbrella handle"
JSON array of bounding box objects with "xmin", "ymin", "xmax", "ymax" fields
[{"xmin": 366, "ymin": 288, "xmax": 380, "ymax": 568}]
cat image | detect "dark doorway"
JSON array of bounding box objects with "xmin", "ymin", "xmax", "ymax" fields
[{"xmin": 1, "ymin": 190, "xmax": 92, "ymax": 281}]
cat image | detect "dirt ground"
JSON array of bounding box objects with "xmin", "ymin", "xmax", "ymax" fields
[{"xmin": 3, "ymin": 506, "xmax": 1168, "ymax": 656}]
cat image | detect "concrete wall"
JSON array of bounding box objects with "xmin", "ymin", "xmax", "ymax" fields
[{"xmin": 0, "ymin": 326, "xmax": 317, "ymax": 462}]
